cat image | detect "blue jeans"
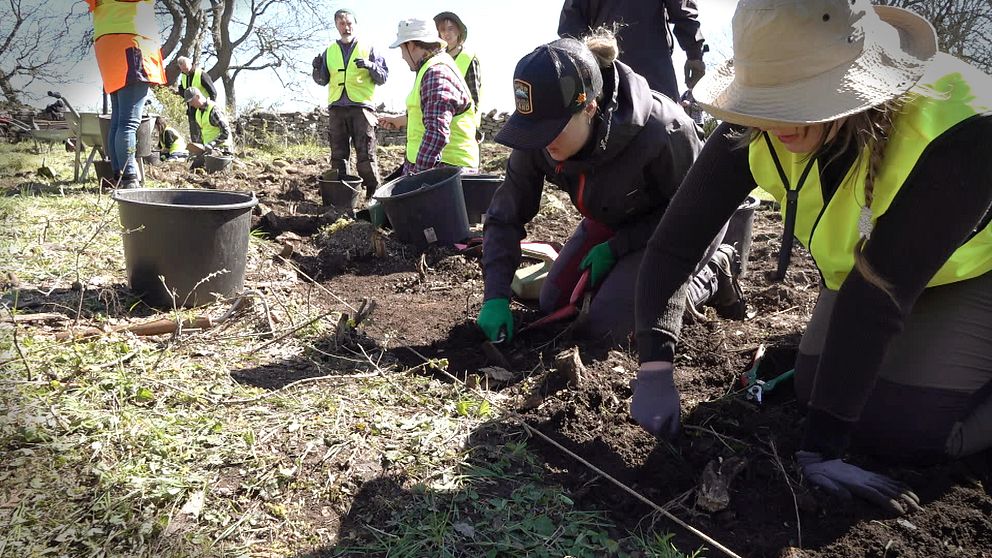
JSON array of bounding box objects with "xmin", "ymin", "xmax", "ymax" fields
[{"xmin": 109, "ymin": 82, "xmax": 150, "ymax": 178}]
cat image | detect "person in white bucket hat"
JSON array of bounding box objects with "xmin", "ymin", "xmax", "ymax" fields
[
  {"xmin": 378, "ymin": 18, "xmax": 479, "ymax": 175},
  {"xmin": 632, "ymin": 0, "xmax": 992, "ymax": 514}
]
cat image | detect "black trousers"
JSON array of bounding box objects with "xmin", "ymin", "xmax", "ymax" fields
[{"xmin": 328, "ymin": 105, "xmax": 380, "ymax": 197}]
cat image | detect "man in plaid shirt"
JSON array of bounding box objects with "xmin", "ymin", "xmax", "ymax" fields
[{"xmin": 379, "ymin": 18, "xmax": 479, "ymax": 175}]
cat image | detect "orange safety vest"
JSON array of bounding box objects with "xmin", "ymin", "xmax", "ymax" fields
[{"xmin": 90, "ymin": 0, "xmax": 166, "ymax": 93}]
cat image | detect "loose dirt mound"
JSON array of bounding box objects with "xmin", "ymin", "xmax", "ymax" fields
[{"xmin": 239, "ymin": 149, "xmax": 990, "ymax": 557}]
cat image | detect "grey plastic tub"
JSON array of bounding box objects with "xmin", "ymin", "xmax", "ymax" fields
[
  {"xmin": 318, "ymin": 173, "xmax": 362, "ymax": 209},
  {"xmin": 725, "ymin": 195, "xmax": 761, "ymax": 276}
]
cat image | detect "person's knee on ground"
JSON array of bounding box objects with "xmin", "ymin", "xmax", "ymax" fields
[{"xmin": 574, "ymin": 249, "xmax": 645, "ymax": 343}]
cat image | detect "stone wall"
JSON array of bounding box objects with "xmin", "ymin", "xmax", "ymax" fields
[{"xmin": 234, "ymin": 108, "xmax": 509, "ymax": 148}]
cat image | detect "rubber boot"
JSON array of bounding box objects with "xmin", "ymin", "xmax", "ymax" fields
[
  {"xmin": 686, "ymin": 244, "xmax": 746, "ymax": 320},
  {"xmin": 330, "ymin": 158, "xmax": 348, "ymax": 177},
  {"xmin": 119, "ymin": 173, "xmax": 140, "ymax": 189},
  {"xmin": 710, "ymin": 244, "xmax": 746, "ymax": 320},
  {"xmin": 357, "ymin": 159, "xmax": 380, "ymax": 198}
]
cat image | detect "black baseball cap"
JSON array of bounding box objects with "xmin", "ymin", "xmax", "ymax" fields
[{"xmin": 495, "ymin": 38, "xmax": 603, "ymax": 151}]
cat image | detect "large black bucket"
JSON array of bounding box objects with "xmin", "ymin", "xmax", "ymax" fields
[
  {"xmin": 112, "ymin": 188, "xmax": 258, "ymax": 308},
  {"xmin": 461, "ymin": 174, "xmax": 503, "ymax": 225},
  {"xmin": 318, "ymin": 172, "xmax": 362, "ymax": 209},
  {"xmin": 372, "ymin": 167, "xmax": 470, "ymax": 248},
  {"xmin": 99, "ymin": 114, "xmax": 154, "ymax": 158},
  {"xmin": 725, "ymin": 195, "xmax": 761, "ymax": 276}
]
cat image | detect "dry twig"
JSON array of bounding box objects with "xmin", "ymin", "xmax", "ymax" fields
[{"xmin": 767, "ymin": 437, "xmax": 803, "ymax": 548}]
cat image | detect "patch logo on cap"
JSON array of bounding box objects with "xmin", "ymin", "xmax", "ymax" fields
[{"xmin": 513, "ymin": 79, "xmax": 533, "ymax": 115}]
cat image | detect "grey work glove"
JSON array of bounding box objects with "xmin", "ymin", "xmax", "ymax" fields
[
  {"xmin": 354, "ymin": 58, "xmax": 368, "ymax": 69},
  {"xmin": 630, "ymin": 361, "xmax": 680, "ymax": 439},
  {"xmin": 684, "ymin": 58, "xmax": 706, "ymax": 89},
  {"xmin": 796, "ymin": 451, "xmax": 921, "ymax": 515}
]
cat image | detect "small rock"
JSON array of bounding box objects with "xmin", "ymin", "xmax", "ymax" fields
[
  {"xmin": 480, "ymin": 366, "xmax": 515, "ymax": 383},
  {"xmin": 554, "ymin": 346, "xmax": 585, "ymax": 387},
  {"xmin": 253, "ymin": 202, "xmax": 272, "ymax": 216},
  {"xmin": 695, "ymin": 456, "xmax": 748, "ymax": 512}
]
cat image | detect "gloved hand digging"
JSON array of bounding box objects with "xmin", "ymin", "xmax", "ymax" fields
[
  {"xmin": 630, "ymin": 361, "xmax": 681, "ymax": 439},
  {"xmin": 579, "ymin": 241, "xmax": 616, "ymax": 287},
  {"xmin": 797, "ymin": 451, "xmax": 921, "ymax": 515},
  {"xmin": 477, "ymin": 298, "xmax": 513, "ymax": 342}
]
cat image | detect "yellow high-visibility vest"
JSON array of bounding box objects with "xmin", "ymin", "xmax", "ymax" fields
[
  {"xmin": 93, "ymin": 0, "xmax": 158, "ymax": 40},
  {"xmin": 325, "ymin": 41, "xmax": 376, "ymax": 104},
  {"xmin": 749, "ymin": 54, "xmax": 992, "ymax": 290},
  {"xmin": 405, "ymin": 52, "xmax": 478, "ymax": 169}
]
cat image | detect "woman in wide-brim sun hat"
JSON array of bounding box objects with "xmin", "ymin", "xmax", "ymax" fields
[{"xmin": 631, "ymin": 0, "xmax": 992, "ymax": 515}]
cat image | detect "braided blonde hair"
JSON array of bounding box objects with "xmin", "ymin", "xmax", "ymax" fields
[{"xmin": 852, "ymin": 102, "xmax": 901, "ymax": 294}]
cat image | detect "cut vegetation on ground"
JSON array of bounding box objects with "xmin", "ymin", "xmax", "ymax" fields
[{"xmin": 2, "ymin": 140, "xmax": 990, "ymax": 558}]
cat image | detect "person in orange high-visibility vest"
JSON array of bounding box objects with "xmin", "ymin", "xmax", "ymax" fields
[{"xmin": 86, "ymin": 0, "xmax": 166, "ymax": 188}]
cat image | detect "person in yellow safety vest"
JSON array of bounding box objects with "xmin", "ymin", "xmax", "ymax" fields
[
  {"xmin": 154, "ymin": 116, "xmax": 188, "ymax": 161},
  {"xmin": 633, "ymin": 0, "xmax": 992, "ymax": 515},
  {"xmin": 378, "ymin": 18, "xmax": 478, "ymax": 176},
  {"xmin": 434, "ymin": 12, "xmax": 483, "ymax": 141},
  {"xmin": 175, "ymin": 56, "xmax": 218, "ymax": 144},
  {"xmin": 310, "ymin": 9, "xmax": 388, "ymax": 198},
  {"xmin": 184, "ymin": 88, "xmax": 234, "ymax": 157},
  {"xmin": 86, "ymin": 0, "xmax": 166, "ymax": 189}
]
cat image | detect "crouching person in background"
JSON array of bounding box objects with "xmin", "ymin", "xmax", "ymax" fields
[
  {"xmin": 155, "ymin": 116, "xmax": 188, "ymax": 161},
  {"xmin": 184, "ymin": 88, "xmax": 234, "ymax": 169}
]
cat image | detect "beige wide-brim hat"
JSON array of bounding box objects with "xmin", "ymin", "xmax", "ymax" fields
[
  {"xmin": 692, "ymin": 0, "xmax": 938, "ymax": 129},
  {"xmin": 389, "ymin": 18, "xmax": 447, "ymax": 49}
]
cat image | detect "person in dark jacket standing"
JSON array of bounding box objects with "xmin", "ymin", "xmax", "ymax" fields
[
  {"xmin": 558, "ymin": 0, "xmax": 706, "ymax": 102},
  {"xmin": 632, "ymin": 0, "xmax": 992, "ymax": 515},
  {"xmin": 312, "ymin": 9, "xmax": 388, "ymax": 197},
  {"xmin": 476, "ymin": 31, "xmax": 742, "ymax": 344},
  {"xmin": 175, "ymin": 56, "xmax": 217, "ymax": 144}
]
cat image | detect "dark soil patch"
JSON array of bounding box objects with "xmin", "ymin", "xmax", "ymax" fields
[{"xmin": 237, "ymin": 147, "xmax": 991, "ymax": 557}]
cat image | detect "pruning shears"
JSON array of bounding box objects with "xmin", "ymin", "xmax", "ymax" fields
[
  {"xmin": 739, "ymin": 344, "xmax": 795, "ymax": 404},
  {"xmin": 746, "ymin": 368, "xmax": 795, "ymax": 404}
]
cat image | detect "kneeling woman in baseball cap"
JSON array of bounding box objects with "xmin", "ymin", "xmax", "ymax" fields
[{"xmin": 477, "ymin": 30, "xmax": 744, "ymax": 344}]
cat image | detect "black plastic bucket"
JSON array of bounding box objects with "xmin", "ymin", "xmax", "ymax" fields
[
  {"xmin": 318, "ymin": 173, "xmax": 362, "ymax": 209},
  {"xmin": 725, "ymin": 195, "xmax": 761, "ymax": 276},
  {"xmin": 112, "ymin": 188, "xmax": 258, "ymax": 308},
  {"xmin": 99, "ymin": 114, "xmax": 154, "ymax": 158},
  {"xmin": 461, "ymin": 174, "xmax": 503, "ymax": 225},
  {"xmin": 372, "ymin": 167, "xmax": 470, "ymax": 248},
  {"xmin": 93, "ymin": 160, "xmax": 115, "ymax": 183}
]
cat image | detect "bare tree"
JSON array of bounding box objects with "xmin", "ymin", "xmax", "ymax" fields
[
  {"xmin": 157, "ymin": 0, "xmax": 332, "ymax": 114},
  {"xmin": 874, "ymin": 0, "xmax": 992, "ymax": 72},
  {"xmin": 0, "ymin": 0, "xmax": 87, "ymax": 105}
]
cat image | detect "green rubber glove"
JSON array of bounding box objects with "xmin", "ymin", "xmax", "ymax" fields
[
  {"xmin": 579, "ymin": 241, "xmax": 616, "ymax": 287},
  {"xmin": 477, "ymin": 298, "xmax": 513, "ymax": 342}
]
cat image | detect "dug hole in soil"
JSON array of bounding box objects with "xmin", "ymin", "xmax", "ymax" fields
[{"xmin": 230, "ymin": 144, "xmax": 991, "ymax": 558}]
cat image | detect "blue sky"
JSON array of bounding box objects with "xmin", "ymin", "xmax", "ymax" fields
[{"xmin": 38, "ymin": 0, "xmax": 736, "ymax": 114}]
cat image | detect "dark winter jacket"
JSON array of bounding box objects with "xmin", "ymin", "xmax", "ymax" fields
[
  {"xmin": 482, "ymin": 59, "xmax": 702, "ymax": 302},
  {"xmin": 558, "ymin": 0, "xmax": 705, "ymax": 101}
]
